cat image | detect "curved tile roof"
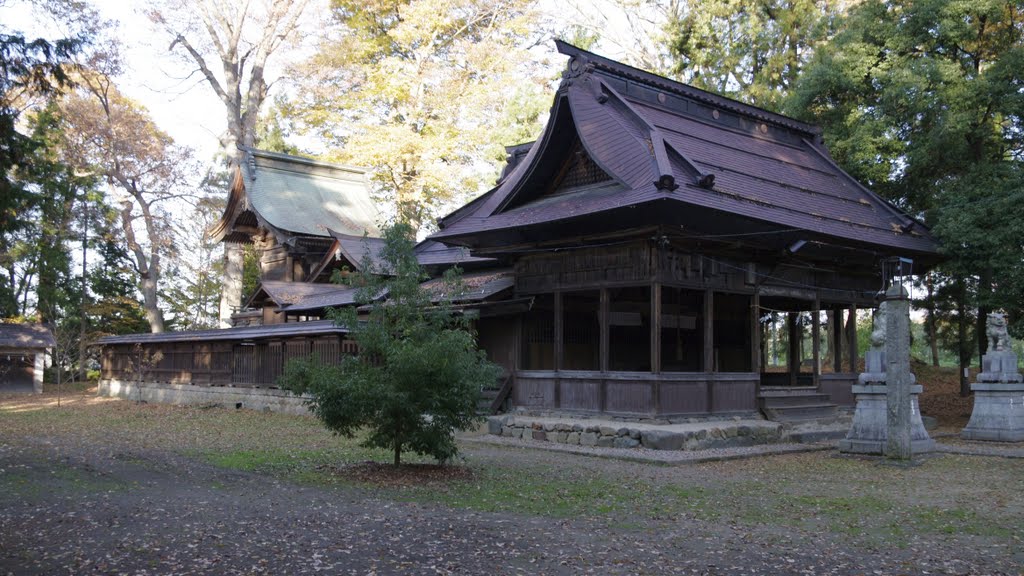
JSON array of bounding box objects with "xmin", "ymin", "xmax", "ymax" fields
[
  {"xmin": 244, "ymin": 150, "xmax": 380, "ymax": 238},
  {"xmin": 432, "ymin": 41, "xmax": 938, "ymax": 259},
  {"xmin": 210, "ymin": 149, "xmax": 381, "ymax": 243},
  {"xmin": 0, "ymin": 324, "xmax": 55, "ymax": 349}
]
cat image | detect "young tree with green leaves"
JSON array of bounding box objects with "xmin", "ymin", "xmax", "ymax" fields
[
  {"xmin": 280, "ymin": 223, "xmax": 501, "ymax": 466},
  {"xmin": 789, "ymin": 0, "xmax": 1024, "ymax": 394}
]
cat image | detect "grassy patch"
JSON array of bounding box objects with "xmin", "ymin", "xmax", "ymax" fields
[
  {"xmin": 202, "ymin": 448, "xmax": 338, "ymax": 473},
  {"xmin": 0, "ymin": 460, "xmax": 123, "ymax": 502},
  {"xmin": 3, "ymin": 389, "xmax": 1021, "ymax": 548},
  {"xmin": 401, "ymin": 464, "xmax": 643, "ymax": 517}
]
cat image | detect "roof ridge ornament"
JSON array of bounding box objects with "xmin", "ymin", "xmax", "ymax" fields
[{"xmin": 563, "ymin": 54, "xmax": 593, "ymax": 81}]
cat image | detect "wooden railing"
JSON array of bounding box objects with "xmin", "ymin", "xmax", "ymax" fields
[{"xmin": 483, "ymin": 373, "xmax": 513, "ymax": 415}]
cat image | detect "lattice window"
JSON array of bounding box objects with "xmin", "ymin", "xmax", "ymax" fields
[{"xmin": 557, "ymin": 145, "xmax": 612, "ymax": 190}]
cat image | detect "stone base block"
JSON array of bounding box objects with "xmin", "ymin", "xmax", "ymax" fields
[
  {"xmin": 99, "ymin": 379, "xmax": 311, "ymax": 415},
  {"xmin": 839, "ymin": 384, "xmax": 935, "ymax": 455},
  {"xmin": 961, "ymin": 383, "xmax": 1024, "ymax": 442},
  {"xmin": 837, "ymin": 437, "xmax": 937, "ymax": 454}
]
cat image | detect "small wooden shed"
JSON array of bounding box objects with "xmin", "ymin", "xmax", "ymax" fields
[{"xmin": 0, "ymin": 323, "xmax": 55, "ymax": 394}]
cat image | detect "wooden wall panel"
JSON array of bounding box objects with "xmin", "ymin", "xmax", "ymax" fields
[
  {"xmin": 659, "ymin": 380, "xmax": 708, "ymax": 414},
  {"xmin": 710, "ymin": 377, "xmax": 757, "ymax": 412},
  {"xmin": 558, "ymin": 378, "xmax": 602, "ymax": 411},
  {"xmin": 513, "ymin": 376, "xmax": 555, "ymax": 408},
  {"xmin": 605, "ymin": 381, "xmax": 653, "ymax": 414},
  {"xmin": 819, "ymin": 373, "xmax": 856, "ymax": 407}
]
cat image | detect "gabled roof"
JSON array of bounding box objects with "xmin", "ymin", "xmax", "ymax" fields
[
  {"xmin": 210, "ymin": 148, "xmax": 380, "ymax": 243},
  {"xmin": 0, "ymin": 323, "xmax": 55, "ymax": 349},
  {"xmin": 246, "ymin": 280, "xmax": 358, "ymax": 310},
  {"xmin": 432, "ymin": 41, "xmax": 938, "ymax": 260},
  {"xmin": 414, "ymin": 239, "xmax": 495, "ymax": 269},
  {"xmin": 310, "ymin": 230, "xmax": 497, "ymax": 282},
  {"xmin": 419, "ymin": 269, "xmax": 514, "ymax": 303}
]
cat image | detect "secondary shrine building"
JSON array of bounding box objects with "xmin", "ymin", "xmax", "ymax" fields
[{"xmin": 99, "ymin": 42, "xmax": 939, "ymax": 420}]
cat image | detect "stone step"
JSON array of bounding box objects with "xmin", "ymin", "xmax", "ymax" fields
[
  {"xmin": 477, "ymin": 389, "xmax": 502, "ymax": 415},
  {"xmin": 763, "ymin": 403, "xmax": 839, "ymax": 422},
  {"xmin": 785, "ymin": 428, "xmax": 848, "ymax": 443},
  {"xmin": 758, "ymin": 386, "xmax": 820, "ymax": 396},
  {"xmin": 760, "ymin": 393, "xmax": 832, "ymax": 408}
]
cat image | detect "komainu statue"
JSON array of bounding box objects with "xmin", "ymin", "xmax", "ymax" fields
[
  {"xmin": 987, "ymin": 312, "xmax": 1011, "ymax": 353},
  {"xmin": 870, "ymin": 303, "xmax": 887, "ymax": 351}
]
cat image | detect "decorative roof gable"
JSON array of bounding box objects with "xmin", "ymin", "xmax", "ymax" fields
[{"xmin": 432, "ymin": 41, "xmax": 937, "ymax": 260}]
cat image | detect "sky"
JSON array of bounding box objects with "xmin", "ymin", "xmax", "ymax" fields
[{"xmin": 2, "ymin": 0, "xmax": 654, "ymax": 165}]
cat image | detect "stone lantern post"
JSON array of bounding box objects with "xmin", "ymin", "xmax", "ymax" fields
[{"xmin": 838, "ymin": 284, "xmax": 935, "ymax": 455}]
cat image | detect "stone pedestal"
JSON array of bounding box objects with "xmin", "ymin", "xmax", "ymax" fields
[
  {"xmin": 961, "ymin": 352, "xmax": 1024, "ymax": 442},
  {"xmin": 838, "ymin": 383, "xmax": 936, "ymax": 454},
  {"xmin": 838, "ymin": 349, "xmax": 936, "ymax": 455}
]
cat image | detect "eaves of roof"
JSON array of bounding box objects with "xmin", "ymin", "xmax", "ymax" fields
[{"xmin": 96, "ymin": 320, "xmax": 348, "ymax": 345}]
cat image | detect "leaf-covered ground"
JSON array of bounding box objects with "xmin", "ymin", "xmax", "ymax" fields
[
  {"xmin": 914, "ymin": 362, "xmax": 976, "ymax": 428},
  {"xmin": 1, "ymin": 386, "xmax": 1021, "ymax": 575}
]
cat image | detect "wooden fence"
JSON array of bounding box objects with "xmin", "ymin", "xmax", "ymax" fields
[{"xmin": 101, "ymin": 334, "xmax": 356, "ymax": 388}]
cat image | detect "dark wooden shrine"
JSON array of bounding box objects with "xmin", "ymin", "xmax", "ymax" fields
[{"xmin": 429, "ymin": 41, "xmax": 940, "ymax": 418}]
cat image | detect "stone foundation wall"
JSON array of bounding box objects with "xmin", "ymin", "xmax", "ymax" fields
[
  {"xmin": 98, "ymin": 379, "xmax": 311, "ymax": 415},
  {"xmin": 487, "ymin": 416, "xmax": 782, "ymax": 451}
]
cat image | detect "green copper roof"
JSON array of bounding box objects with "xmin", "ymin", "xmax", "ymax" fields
[{"xmin": 244, "ymin": 149, "xmax": 381, "ymax": 238}]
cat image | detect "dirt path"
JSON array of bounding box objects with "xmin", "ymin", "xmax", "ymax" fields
[
  {"xmin": 0, "ymin": 390, "xmax": 1021, "ymax": 575},
  {"xmin": 0, "ymin": 438, "xmax": 1018, "ymax": 576}
]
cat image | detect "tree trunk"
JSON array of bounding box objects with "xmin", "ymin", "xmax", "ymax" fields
[
  {"xmin": 976, "ymin": 267, "xmax": 992, "ymax": 369},
  {"xmin": 925, "ymin": 274, "xmax": 939, "ymax": 367},
  {"xmin": 957, "ymin": 279, "xmax": 971, "ymax": 397},
  {"xmin": 824, "ymin": 310, "xmax": 834, "ymax": 371},
  {"xmin": 79, "ymin": 199, "xmax": 89, "ymax": 381},
  {"xmin": 141, "ymin": 272, "xmax": 165, "ymax": 333}
]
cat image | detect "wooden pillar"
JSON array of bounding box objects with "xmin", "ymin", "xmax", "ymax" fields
[
  {"xmin": 704, "ymin": 289, "xmax": 715, "ymax": 372},
  {"xmin": 788, "ymin": 312, "xmax": 799, "ymax": 386},
  {"xmin": 750, "ymin": 291, "xmax": 760, "ymax": 374},
  {"xmin": 848, "ymin": 303, "xmax": 859, "ymax": 373},
  {"xmin": 553, "ymin": 291, "xmax": 562, "ymax": 409},
  {"xmin": 513, "ymin": 314, "xmax": 521, "ymax": 372},
  {"xmin": 600, "ymin": 288, "xmax": 609, "ymax": 372},
  {"xmin": 832, "ymin": 309, "xmax": 843, "ymax": 372},
  {"xmin": 704, "ymin": 289, "xmax": 715, "ymax": 413},
  {"xmin": 599, "ymin": 288, "xmax": 609, "ymax": 412},
  {"xmin": 812, "ymin": 297, "xmax": 821, "ymax": 388},
  {"xmin": 554, "ymin": 291, "xmax": 563, "ymax": 371},
  {"xmin": 652, "ymin": 283, "xmax": 661, "ymax": 416},
  {"xmin": 651, "ymin": 283, "xmax": 661, "ymax": 374}
]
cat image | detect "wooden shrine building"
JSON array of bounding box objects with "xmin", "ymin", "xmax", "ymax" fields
[
  {"xmin": 429, "ymin": 41, "xmax": 939, "ymax": 418},
  {"xmin": 98, "ymin": 42, "xmax": 939, "ymax": 420},
  {"xmin": 209, "ymin": 148, "xmax": 381, "ymax": 327},
  {"xmin": 0, "ymin": 323, "xmax": 54, "ymax": 394}
]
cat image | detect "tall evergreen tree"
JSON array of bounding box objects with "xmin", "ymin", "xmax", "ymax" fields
[
  {"xmin": 0, "ymin": 23, "xmax": 79, "ymax": 318},
  {"xmin": 669, "ymin": 0, "xmax": 845, "ymax": 111},
  {"xmin": 790, "ymin": 0, "xmax": 1024, "ymax": 392}
]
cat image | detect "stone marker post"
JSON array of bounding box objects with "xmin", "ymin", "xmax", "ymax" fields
[{"xmin": 884, "ymin": 284, "xmax": 912, "ymax": 460}]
